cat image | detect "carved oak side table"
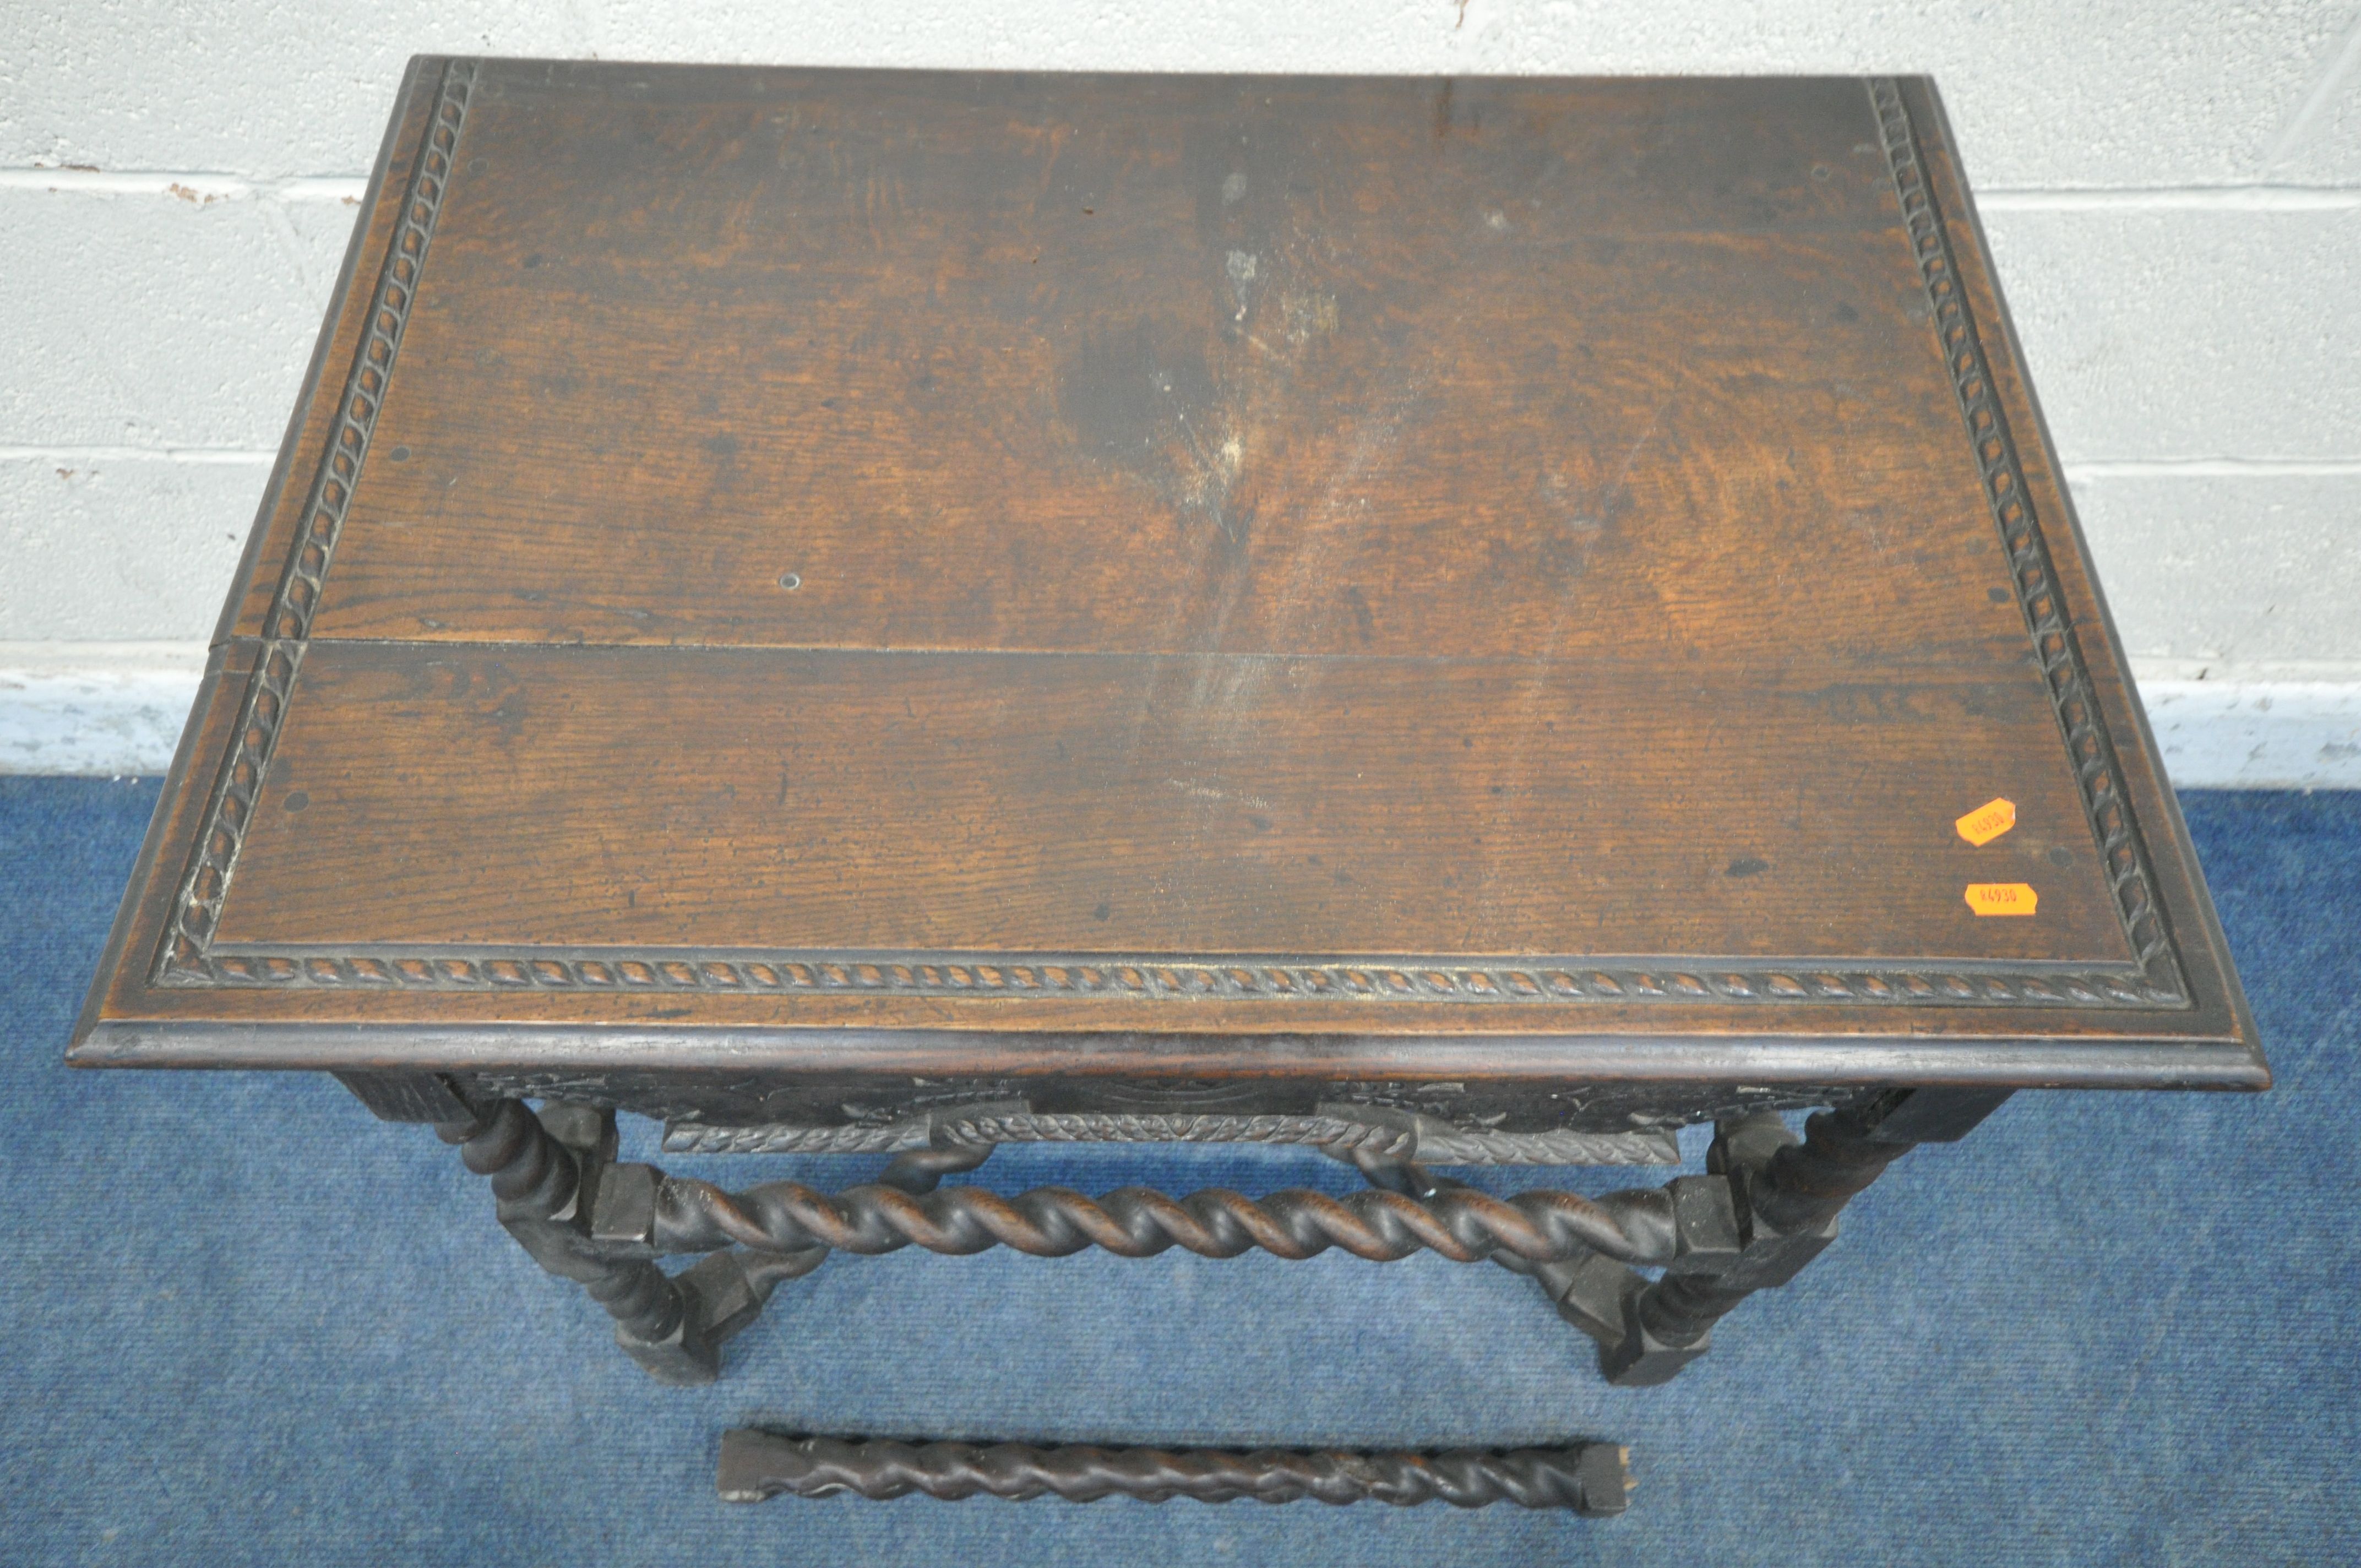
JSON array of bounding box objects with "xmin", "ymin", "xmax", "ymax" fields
[{"xmin": 74, "ymin": 61, "xmax": 2264, "ymax": 1492}]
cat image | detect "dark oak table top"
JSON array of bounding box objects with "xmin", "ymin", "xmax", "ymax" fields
[{"xmin": 72, "ymin": 61, "xmax": 2264, "ymax": 1093}]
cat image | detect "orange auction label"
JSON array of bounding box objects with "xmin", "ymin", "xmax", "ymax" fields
[
  {"xmin": 1964, "ymin": 882, "xmax": 2038, "ymax": 917},
  {"xmin": 1955, "ymin": 797, "xmax": 2017, "ymax": 847}
]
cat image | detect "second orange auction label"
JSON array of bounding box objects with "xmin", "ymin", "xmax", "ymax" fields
[
  {"xmin": 1955, "ymin": 798, "xmax": 2016, "ymax": 846},
  {"xmin": 1964, "ymin": 882, "xmax": 2038, "ymax": 917}
]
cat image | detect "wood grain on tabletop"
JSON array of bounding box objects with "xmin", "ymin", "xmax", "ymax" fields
[{"xmin": 77, "ymin": 65, "xmax": 2257, "ymax": 1082}]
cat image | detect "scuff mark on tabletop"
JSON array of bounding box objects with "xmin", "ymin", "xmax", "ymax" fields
[{"xmin": 1165, "ymin": 777, "xmax": 1276, "ymax": 812}]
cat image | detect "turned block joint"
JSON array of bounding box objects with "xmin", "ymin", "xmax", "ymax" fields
[
  {"xmin": 613, "ymin": 1306, "xmax": 720, "ymax": 1386},
  {"xmin": 589, "ymin": 1160, "xmax": 662, "ymax": 1251},
  {"xmin": 1600, "ymin": 1294, "xmax": 1713, "ymax": 1387},
  {"xmin": 1661, "ymin": 1174, "xmax": 1743, "ymax": 1273}
]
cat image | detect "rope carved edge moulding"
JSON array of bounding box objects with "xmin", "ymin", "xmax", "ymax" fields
[
  {"xmin": 164, "ymin": 943, "xmax": 2182, "ymax": 1008},
  {"xmin": 1865, "ymin": 77, "xmax": 2185, "ymax": 1007},
  {"xmin": 153, "ymin": 66, "xmax": 2188, "ymax": 1012},
  {"xmin": 155, "ymin": 57, "xmax": 476, "ymax": 985}
]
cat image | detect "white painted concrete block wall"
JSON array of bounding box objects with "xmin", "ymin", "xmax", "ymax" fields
[{"xmin": 4, "ymin": 1, "xmax": 2358, "ymax": 781}]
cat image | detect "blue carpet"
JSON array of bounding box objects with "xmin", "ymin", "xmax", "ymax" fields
[{"xmin": 2, "ymin": 776, "xmax": 2355, "ymax": 1564}]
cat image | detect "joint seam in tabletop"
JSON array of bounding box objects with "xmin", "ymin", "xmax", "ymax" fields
[{"xmin": 145, "ymin": 67, "xmax": 2188, "ymax": 1015}]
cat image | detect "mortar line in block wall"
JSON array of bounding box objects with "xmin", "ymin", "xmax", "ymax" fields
[
  {"xmin": 0, "ymin": 446, "xmax": 277, "ymax": 466},
  {"xmin": 0, "ymin": 169, "xmax": 368, "ymax": 202},
  {"xmin": 2064, "ymin": 459, "xmax": 2361, "ymax": 478},
  {"xmin": 1976, "ymin": 185, "xmax": 2361, "ymax": 211}
]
